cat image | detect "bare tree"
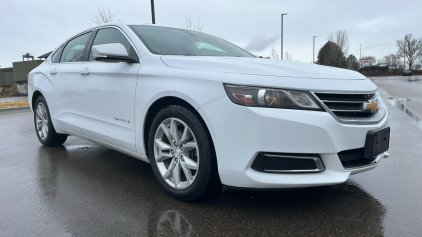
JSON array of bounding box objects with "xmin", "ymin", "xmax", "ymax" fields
[
  {"xmin": 284, "ymin": 52, "xmax": 293, "ymax": 60},
  {"xmin": 396, "ymin": 33, "xmax": 422, "ymax": 70},
  {"xmin": 185, "ymin": 16, "xmax": 203, "ymax": 32},
  {"xmin": 384, "ymin": 54, "xmax": 400, "ymax": 68},
  {"xmin": 92, "ymin": 7, "xmax": 114, "ymax": 25},
  {"xmin": 269, "ymin": 46, "xmax": 278, "ymax": 59},
  {"xmin": 326, "ymin": 30, "xmax": 349, "ymax": 67}
]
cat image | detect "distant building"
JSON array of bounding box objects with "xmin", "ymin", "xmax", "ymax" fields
[
  {"xmin": 0, "ymin": 67, "xmax": 14, "ymax": 87},
  {"xmin": 1, "ymin": 52, "xmax": 50, "ymax": 95},
  {"xmin": 377, "ymin": 59, "xmax": 387, "ymax": 67},
  {"xmin": 361, "ymin": 59, "xmax": 375, "ymax": 67},
  {"xmin": 13, "ymin": 60, "xmax": 43, "ymax": 95}
]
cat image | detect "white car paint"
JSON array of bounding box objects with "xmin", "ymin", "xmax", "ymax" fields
[
  {"xmin": 161, "ymin": 55, "xmax": 367, "ymax": 80},
  {"xmin": 92, "ymin": 43, "xmax": 129, "ymax": 57},
  {"xmin": 28, "ymin": 23, "xmax": 388, "ymax": 189}
]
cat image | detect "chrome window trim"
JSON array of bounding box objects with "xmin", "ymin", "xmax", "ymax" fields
[
  {"xmin": 58, "ymin": 30, "xmax": 94, "ymax": 63},
  {"xmin": 51, "ymin": 25, "xmax": 140, "ymax": 64},
  {"xmin": 87, "ymin": 25, "xmax": 141, "ymax": 62},
  {"xmin": 52, "ymin": 29, "xmax": 95, "ymax": 60},
  {"xmin": 310, "ymin": 90, "xmax": 386, "ymax": 125}
]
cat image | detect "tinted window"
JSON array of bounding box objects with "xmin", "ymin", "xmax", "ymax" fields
[
  {"xmin": 89, "ymin": 28, "xmax": 136, "ymax": 61},
  {"xmin": 60, "ymin": 32, "xmax": 91, "ymax": 62},
  {"xmin": 129, "ymin": 25, "xmax": 254, "ymax": 57},
  {"xmin": 51, "ymin": 45, "xmax": 64, "ymax": 63}
]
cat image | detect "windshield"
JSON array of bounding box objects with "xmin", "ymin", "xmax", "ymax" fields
[{"xmin": 129, "ymin": 25, "xmax": 254, "ymax": 57}]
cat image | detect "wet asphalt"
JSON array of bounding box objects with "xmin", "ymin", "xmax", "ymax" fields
[{"xmin": 1, "ymin": 76, "xmax": 421, "ymax": 236}]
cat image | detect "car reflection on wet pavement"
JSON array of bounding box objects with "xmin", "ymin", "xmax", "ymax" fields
[{"xmin": 1, "ymin": 75, "xmax": 421, "ymax": 236}]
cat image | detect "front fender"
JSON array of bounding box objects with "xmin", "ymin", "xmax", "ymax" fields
[{"xmin": 134, "ymin": 55, "xmax": 227, "ymax": 155}]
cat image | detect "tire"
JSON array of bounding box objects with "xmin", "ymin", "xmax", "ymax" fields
[
  {"xmin": 148, "ymin": 105, "xmax": 218, "ymax": 201},
  {"xmin": 33, "ymin": 96, "xmax": 68, "ymax": 146}
]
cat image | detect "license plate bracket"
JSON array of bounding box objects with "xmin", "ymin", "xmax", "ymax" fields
[{"xmin": 364, "ymin": 127, "xmax": 390, "ymax": 158}]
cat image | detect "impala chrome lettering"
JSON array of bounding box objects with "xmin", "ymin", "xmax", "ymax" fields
[{"xmin": 114, "ymin": 117, "xmax": 130, "ymax": 123}]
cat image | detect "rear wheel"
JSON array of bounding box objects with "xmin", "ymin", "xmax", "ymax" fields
[
  {"xmin": 34, "ymin": 96, "xmax": 67, "ymax": 146},
  {"xmin": 148, "ymin": 105, "xmax": 217, "ymax": 201}
]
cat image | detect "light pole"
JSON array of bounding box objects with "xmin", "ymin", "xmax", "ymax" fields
[
  {"xmin": 151, "ymin": 0, "xmax": 155, "ymax": 24},
  {"xmin": 313, "ymin": 36, "xmax": 317, "ymax": 64},
  {"xmin": 360, "ymin": 44, "xmax": 362, "ymax": 68},
  {"xmin": 281, "ymin": 13, "xmax": 287, "ymax": 59}
]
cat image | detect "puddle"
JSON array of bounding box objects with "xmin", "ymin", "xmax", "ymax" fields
[
  {"xmin": 379, "ymin": 88, "xmax": 421, "ymax": 122},
  {"xmin": 406, "ymin": 77, "xmax": 421, "ymax": 82},
  {"xmin": 65, "ymin": 145, "xmax": 96, "ymax": 150}
]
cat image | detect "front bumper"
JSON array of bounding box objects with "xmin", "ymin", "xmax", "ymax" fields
[{"xmin": 198, "ymin": 95, "xmax": 388, "ymax": 189}]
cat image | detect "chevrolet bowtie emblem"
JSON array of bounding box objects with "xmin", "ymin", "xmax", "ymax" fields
[{"xmin": 363, "ymin": 100, "xmax": 378, "ymax": 113}]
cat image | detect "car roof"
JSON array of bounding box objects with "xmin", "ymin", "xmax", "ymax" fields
[{"xmin": 81, "ymin": 22, "xmax": 187, "ymax": 33}]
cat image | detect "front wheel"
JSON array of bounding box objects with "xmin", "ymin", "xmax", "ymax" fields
[
  {"xmin": 148, "ymin": 105, "xmax": 218, "ymax": 201},
  {"xmin": 34, "ymin": 96, "xmax": 68, "ymax": 146}
]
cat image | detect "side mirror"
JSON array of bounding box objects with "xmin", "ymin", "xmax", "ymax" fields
[{"xmin": 92, "ymin": 43, "xmax": 139, "ymax": 63}]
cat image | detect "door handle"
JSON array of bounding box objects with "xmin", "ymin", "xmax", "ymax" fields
[
  {"xmin": 79, "ymin": 68, "xmax": 90, "ymax": 75},
  {"xmin": 50, "ymin": 69, "xmax": 57, "ymax": 75}
]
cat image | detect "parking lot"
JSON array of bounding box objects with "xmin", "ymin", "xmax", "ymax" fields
[{"xmin": 1, "ymin": 75, "xmax": 421, "ymax": 236}]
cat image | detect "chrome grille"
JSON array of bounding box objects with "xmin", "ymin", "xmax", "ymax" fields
[{"xmin": 313, "ymin": 92, "xmax": 386, "ymax": 124}]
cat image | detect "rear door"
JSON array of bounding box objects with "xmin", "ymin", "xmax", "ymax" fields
[
  {"xmin": 78, "ymin": 27, "xmax": 140, "ymax": 151},
  {"xmin": 46, "ymin": 31, "xmax": 92, "ymax": 133}
]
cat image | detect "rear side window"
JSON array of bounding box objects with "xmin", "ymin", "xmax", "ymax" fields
[
  {"xmin": 60, "ymin": 32, "xmax": 92, "ymax": 62},
  {"xmin": 88, "ymin": 28, "xmax": 136, "ymax": 61},
  {"xmin": 51, "ymin": 45, "xmax": 64, "ymax": 63}
]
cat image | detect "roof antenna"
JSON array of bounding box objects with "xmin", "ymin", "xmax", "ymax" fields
[{"xmin": 151, "ymin": 0, "xmax": 156, "ymax": 24}]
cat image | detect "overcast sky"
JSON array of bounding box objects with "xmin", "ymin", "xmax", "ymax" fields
[{"xmin": 1, "ymin": 0, "xmax": 421, "ymax": 68}]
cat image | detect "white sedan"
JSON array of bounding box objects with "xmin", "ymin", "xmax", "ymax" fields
[{"xmin": 28, "ymin": 23, "xmax": 390, "ymax": 201}]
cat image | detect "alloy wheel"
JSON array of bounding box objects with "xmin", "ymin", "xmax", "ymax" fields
[
  {"xmin": 35, "ymin": 102, "xmax": 49, "ymax": 140},
  {"xmin": 153, "ymin": 118, "xmax": 199, "ymax": 189}
]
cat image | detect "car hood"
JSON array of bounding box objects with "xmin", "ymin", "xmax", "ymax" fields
[{"xmin": 160, "ymin": 56, "xmax": 366, "ymax": 80}]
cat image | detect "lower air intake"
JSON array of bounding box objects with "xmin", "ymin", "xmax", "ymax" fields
[
  {"xmin": 338, "ymin": 148, "xmax": 377, "ymax": 169},
  {"xmin": 251, "ymin": 152, "xmax": 325, "ymax": 173}
]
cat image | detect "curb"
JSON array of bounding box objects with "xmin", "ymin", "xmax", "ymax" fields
[
  {"xmin": 378, "ymin": 88, "xmax": 421, "ymax": 122},
  {"xmin": 0, "ymin": 106, "xmax": 31, "ymax": 114}
]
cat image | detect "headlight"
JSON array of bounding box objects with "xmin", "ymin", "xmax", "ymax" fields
[{"xmin": 224, "ymin": 84, "xmax": 323, "ymax": 111}]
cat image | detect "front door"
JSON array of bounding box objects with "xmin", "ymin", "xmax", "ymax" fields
[{"xmin": 78, "ymin": 27, "xmax": 140, "ymax": 152}]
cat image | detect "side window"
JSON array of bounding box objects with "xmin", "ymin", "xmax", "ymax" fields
[
  {"xmin": 51, "ymin": 45, "xmax": 64, "ymax": 63},
  {"xmin": 60, "ymin": 32, "xmax": 91, "ymax": 63},
  {"xmin": 89, "ymin": 28, "xmax": 136, "ymax": 61}
]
